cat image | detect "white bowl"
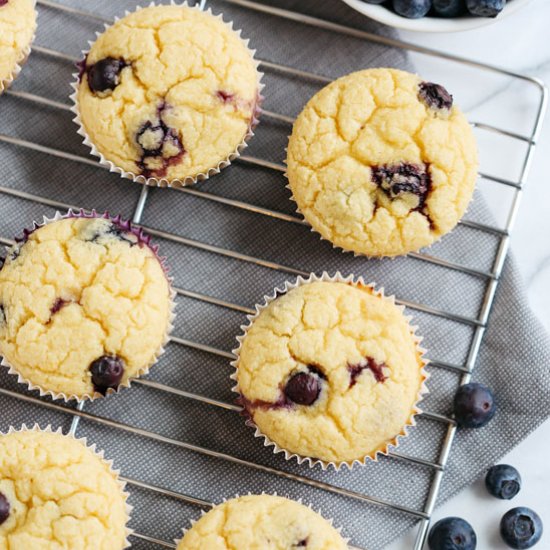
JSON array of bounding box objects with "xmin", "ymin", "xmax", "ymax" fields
[{"xmin": 340, "ymin": 0, "xmax": 533, "ymax": 33}]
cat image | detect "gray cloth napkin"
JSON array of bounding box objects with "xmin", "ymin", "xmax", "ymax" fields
[{"xmin": 1, "ymin": 0, "xmax": 549, "ymax": 548}]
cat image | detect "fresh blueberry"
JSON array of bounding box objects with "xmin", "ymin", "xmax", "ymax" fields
[
  {"xmin": 466, "ymin": 0, "xmax": 505, "ymax": 17},
  {"xmin": 89, "ymin": 355, "xmax": 125, "ymax": 394},
  {"xmin": 87, "ymin": 57, "xmax": 126, "ymax": 93},
  {"xmin": 453, "ymin": 382, "xmax": 496, "ymax": 428},
  {"xmin": 428, "ymin": 517, "xmax": 477, "ymax": 550},
  {"xmin": 501, "ymin": 507, "xmax": 543, "ymax": 549},
  {"xmin": 0, "ymin": 492, "xmax": 9, "ymax": 526},
  {"xmin": 433, "ymin": 0, "xmax": 467, "ymax": 16},
  {"xmin": 284, "ymin": 371, "xmax": 321, "ymax": 406},
  {"xmin": 392, "ymin": 0, "xmax": 432, "ymax": 18},
  {"xmin": 486, "ymin": 465, "xmax": 522, "ymax": 500},
  {"xmin": 419, "ymin": 81, "xmax": 454, "ymax": 111}
]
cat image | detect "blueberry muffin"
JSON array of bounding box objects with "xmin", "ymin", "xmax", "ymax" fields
[
  {"xmin": 234, "ymin": 278, "xmax": 426, "ymax": 466},
  {"xmin": 0, "ymin": 214, "xmax": 173, "ymax": 399},
  {"xmin": 75, "ymin": 5, "xmax": 261, "ymax": 185},
  {"xmin": 177, "ymin": 494, "xmax": 348, "ymax": 549},
  {"xmin": 0, "ymin": 0, "xmax": 36, "ymax": 91},
  {"xmin": 0, "ymin": 428, "xmax": 129, "ymax": 549},
  {"xmin": 286, "ymin": 68, "xmax": 478, "ymax": 257}
]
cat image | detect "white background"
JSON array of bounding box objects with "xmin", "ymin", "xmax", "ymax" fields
[{"xmin": 377, "ymin": 0, "xmax": 550, "ymax": 547}]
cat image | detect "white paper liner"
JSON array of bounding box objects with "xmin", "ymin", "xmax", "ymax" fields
[
  {"xmin": 0, "ymin": 209, "xmax": 177, "ymax": 402},
  {"xmin": 230, "ymin": 272, "xmax": 430, "ymax": 471},
  {"xmin": 0, "ymin": 424, "xmax": 133, "ymax": 548},
  {"xmin": 0, "ymin": 0, "xmax": 37, "ymax": 94},
  {"xmin": 69, "ymin": 1, "xmax": 264, "ymax": 188},
  {"xmin": 174, "ymin": 492, "xmax": 350, "ymax": 548}
]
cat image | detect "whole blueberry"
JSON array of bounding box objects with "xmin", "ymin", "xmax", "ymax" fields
[
  {"xmin": 89, "ymin": 355, "xmax": 125, "ymax": 394},
  {"xmin": 486, "ymin": 464, "xmax": 522, "ymax": 500},
  {"xmin": 466, "ymin": 0, "xmax": 505, "ymax": 17},
  {"xmin": 428, "ymin": 517, "xmax": 477, "ymax": 550},
  {"xmin": 0, "ymin": 492, "xmax": 10, "ymax": 526},
  {"xmin": 433, "ymin": 0, "xmax": 467, "ymax": 17},
  {"xmin": 284, "ymin": 371, "xmax": 321, "ymax": 406},
  {"xmin": 453, "ymin": 382, "xmax": 496, "ymax": 428},
  {"xmin": 392, "ymin": 0, "xmax": 432, "ymax": 18},
  {"xmin": 88, "ymin": 57, "xmax": 125, "ymax": 93},
  {"xmin": 501, "ymin": 507, "xmax": 543, "ymax": 549}
]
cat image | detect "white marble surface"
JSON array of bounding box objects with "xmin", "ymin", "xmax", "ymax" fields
[{"xmin": 379, "ymin": 0, "xmax": 550, "ymax": 547}]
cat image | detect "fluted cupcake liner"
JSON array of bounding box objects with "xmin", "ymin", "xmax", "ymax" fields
[
  {"xmin": 70, "ymin": 1, "xmax": 264, "ymax": 188},
  {"xmin": 230, "ymin": 271, "xmax": 430, "ymax": 471},
  {"xmin": 0, "ymin": 209, "xmax": 176, "ymax": 402},
  {"xmin": 0, "ymin": 424, "xmax": 133, "ymax": 548},
  {"xmin": 174, "ymin": 492, "xmax": 350, "ymax": 548},
  {"xmin": 0, "ymin": 0, "xmax": 37, "ymax": 94}
]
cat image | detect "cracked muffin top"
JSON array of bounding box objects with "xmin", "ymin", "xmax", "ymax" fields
[
  {"xmin": 0, "ymin": 429, "xmax": 128, "ymax": 550},
  {"xmin": 177, "ymin": 494, "xmax": 348, "ymax": 550},
  {"xmin": 235, "ymin": 280, "xmax": 426, "ymax": 465},
  {"xmin": 76, "ymin": 5, "xmax": 260, "ymax": 184},
  {"xmin": 286, "ymin": 68, "xmax": 478, "ymax": 257},
  {"xmin": 0, "ymin": 216, "xmax": 172, "ymax": 399},
  {"xmin": 0, "ymin": 0, "xmax": 36, "ymax": 89}
]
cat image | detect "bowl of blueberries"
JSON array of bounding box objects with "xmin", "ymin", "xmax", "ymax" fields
[{"xmin": 341, "ymin": 0, "xmax": 533, "ymax": 32}]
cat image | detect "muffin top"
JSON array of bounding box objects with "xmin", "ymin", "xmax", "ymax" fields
[
  {"xmin": 76, "ymin": 5, "xmax": 260, "ymax": 183},
  {"xmin": 0, "ymin": 430, "xmax": 128, "ymax": 549},
  {"xmin": 0, "ymin": 216, "xmax": 172, "ymax": 399},
  {"xmin": 0, "ymin": 0, "xmax": 36, "ymax": 86},
  {"xmin": 286, "ymin": 68, "xmax": 478, "ymax": 257},
  {"xmin": 177, "ymin": 494, "xmax": 348, "ymax": 549},
  {"xmin": 236, "ymin": 280, "xmax": 425, "ymax": 465}
]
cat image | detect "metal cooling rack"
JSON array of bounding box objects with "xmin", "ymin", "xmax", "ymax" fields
[{"xmin": 0, "ymin": 0, "xmax": 546, "ymax": 548}]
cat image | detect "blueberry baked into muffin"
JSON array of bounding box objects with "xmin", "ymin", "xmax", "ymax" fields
[
  {"xmin": 0, "ymin": 428, "xmax": 129, "ymax": 549},
  {"xmin": 74, "ymin": 4, "xmax": 261, "ymax": 185},
  {"xmin": 0, "ymin": 214, "xmax": 173, "ymax": 399},
  {"xmin": 286, "ymin": 68, "xmax": 478, "ymax": 257},
  {"xmin": 0, "ymin": 0, "xmax": 36, "ymax": 92},
  {"xmin": 234, "ymin": 277, "xmax": 427, "ymax": 466},
  {"xmin": 177, "ymin": 494, "xmax": 348, "ymax": 549}
]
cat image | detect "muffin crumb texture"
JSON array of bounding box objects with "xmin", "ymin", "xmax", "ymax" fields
[
  {"xmin": 0, "ymin": 0, "xmax": 36, "ymax": 86},
  {"xmin": 77, "ymin": 5, "xmax": 259, "ymax": 182},
  {"xmin": 287, "ymin": 68, "xmax": 478, "ymax": 257},
  {"xmin": 0, "ymin": 217, "xmax": 171, "ymax": 398},
  {"xmin": 0, "ymin": 430, "xmax": 127, "ymax": 550},
  {"xmin": 236, "ymin": 281, "xmax": 425, "ymax": 464},
  {"xmin": 177, "ymin": 494, "xmax": 348, "ymax": 549}
]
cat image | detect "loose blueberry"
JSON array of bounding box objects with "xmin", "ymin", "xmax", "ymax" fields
[
  {"xmin": 466, "ymin": 0, "xmax": 505, "ymax": 17},
  {"xmin": 392, "ymin": 0, "xmax": 432, "ymax": 18},
  {"xmin": 89, "ymin": 355, "xmax": 125, "ymax": 394},
  {"xmin": 87, "ymin": 57, "xmax": 126, "ymax": 94},
  {"xmin": 501, "ymin": 507, "xmax": 543, "ymax": 549},
  {"xmin": 372, "ymin": 163, "xmax": 431, "ymax": 209},
  {"xmin": 453, "ymin": 382, "xmax": 496, "ymax": 428},
  {"xmin": 428, "ymin": 517, "xmax": 477, "ymax": 550},
  {"xmin": 433, "ymin": 0, "xmax": 467, "ymax": 16},
  {"xmin": 348, "ymin": 357, "xmax": 388, "ymax": 388},
  {"xmin": 419, "ymin": 81, "xmax": 454, "ymax": 111},
  {"xmin": 0, "ymin": 492, "xmax": 9, "ymax": 526},
  {"xmin": 284, "ymin": 371, "xmax": 321, "ymax": 406},
  {"xmin": 486, "ymin": 465, "xmax": 522, "ymax": 500}
]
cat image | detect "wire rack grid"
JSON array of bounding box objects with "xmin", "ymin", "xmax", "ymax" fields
[{"xmin": 0, "ymin": 0, "xmax": 547, "ymax": 548}]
